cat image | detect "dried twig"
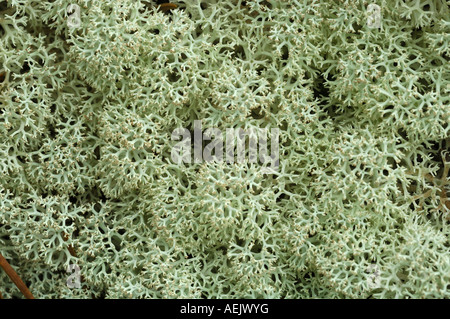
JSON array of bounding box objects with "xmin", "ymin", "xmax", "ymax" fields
[
  {"xmin": 158, "ymin": 2, "xmax": 177, "ymax": 13},
  {"xmin": 63, "ymin": 233, "xmax": 77, "ymax": 258},
  {"xmin": 63, "ymin": 233, "xmax": 87, "ymax": 289},
  {"xmin": 0, "ymin": 253, "xmax": 34, "ymax": 299}
]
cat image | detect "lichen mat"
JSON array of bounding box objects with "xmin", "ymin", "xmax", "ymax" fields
[{"xmin": 0, "ymin": 0, "xmax": 449, "ymax": 298}]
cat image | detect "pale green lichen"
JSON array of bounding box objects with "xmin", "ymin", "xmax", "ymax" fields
[{"xmin": 0, "ymin": 0, "xmax": 449, "ymax": 298}]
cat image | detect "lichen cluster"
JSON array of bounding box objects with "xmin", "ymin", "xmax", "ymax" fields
[{"xmin": 0, "ymin": 0, "xmax": 449, "ymax": 298}]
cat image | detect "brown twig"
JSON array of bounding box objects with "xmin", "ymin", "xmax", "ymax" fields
[
  {"xmin": 63, "ymin": 233, "xmax": 87, "ymax": 289},
  {"xmin": 158, "ymin": 2, "xmax": 177, "ymax": 12},
  {"xmin": 63, "ymin": 233, "xmax": 77, "ymax": 258},
  {"xmin": 0, "ymin": 253, "xmax": 34, "ymax": 299}
]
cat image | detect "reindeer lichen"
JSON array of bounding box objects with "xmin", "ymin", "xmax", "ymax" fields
[{"xmin": 0, "ymin": 0, "xmax": 449, "ymax": 298}]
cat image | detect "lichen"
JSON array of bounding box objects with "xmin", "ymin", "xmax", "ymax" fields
[{"xmin": 0, "ymin": 0, "xmax": 449, "ymax": 298}]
